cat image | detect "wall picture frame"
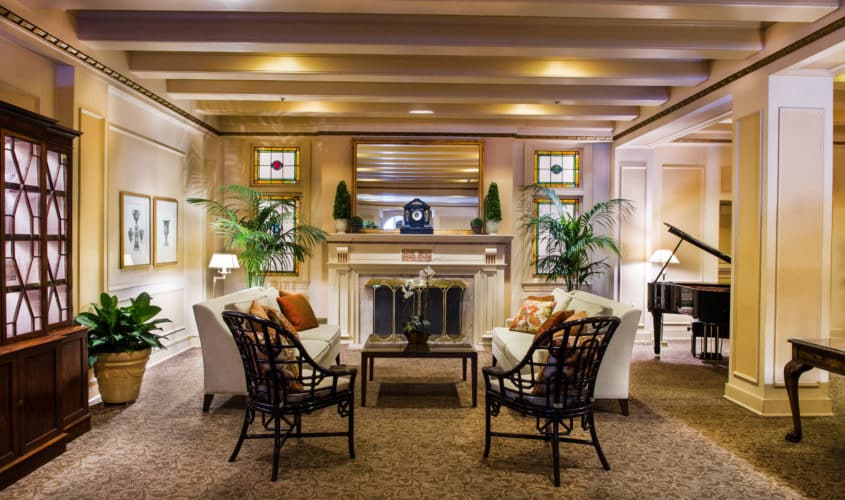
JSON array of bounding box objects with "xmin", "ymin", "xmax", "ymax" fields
[
  {"xmin": 119, "ymin": 191, "xmax": 151, "ymax": 268},
  {"xmin": 153, "ymin": 197, "xmax": 179, "ymax": 265}
]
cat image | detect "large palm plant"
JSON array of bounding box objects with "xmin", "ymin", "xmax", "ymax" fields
[
  {"xmin": 188, "ymin": 185, "xmax": 327, "ymax": 287},
  {"xmin": 523, "ymin": 185, "xmax": 634, "ymax": 291}
]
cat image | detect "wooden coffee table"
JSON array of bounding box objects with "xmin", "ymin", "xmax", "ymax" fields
[{"xmin": 360, "ymin": 338, "xmax": 480, "ymax": 407}]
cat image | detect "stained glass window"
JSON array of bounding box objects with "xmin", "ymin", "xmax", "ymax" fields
[
  {"xmin": 534, "ymin": 150, "xmax": 579, "ymax": 187},
  {"xmin": 258, "ymin": 194, "xmax": 299, "ymax": 275},
  {"xmin": 253, "ymin": 147, "xmax": 300, "ymax": 185},
  {"xmin": 534, "ymin": 198, "xmax": 579, "ymax": 276}
]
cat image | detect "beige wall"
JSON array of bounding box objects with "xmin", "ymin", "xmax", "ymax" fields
[
  {"xmin": 833, "ymin": 144, "xmax": 845, "ymax": 338},
  {"xmin": 0, "ymin": 47, "xmax": 218, "ymax": 401}
]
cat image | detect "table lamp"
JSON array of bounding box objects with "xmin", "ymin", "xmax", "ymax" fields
[
  {"xmin": 209, "ymin": 253, "xmax": 239, "ymax": 297},
  {"xmin": 649, "ymin": 249, "xmax": 679, "ymax": 281}
]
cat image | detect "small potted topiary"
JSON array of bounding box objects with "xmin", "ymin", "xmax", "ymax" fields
[
  {"xmin": 470, "ymin": 217, "xmax": 483, "ymax": 234},
  {"xmin": 484, "ymin": 182, "xmax": 502, "ymax": 234},
  {"xmin": 333, "ymin": 180, "xmax": 352, "ymax": 233},
  {"xmin": 75, "ymin": 292, "xmax": 171, "ymax": 404},
  {"xmin": 349, "ymin": 215, "xmax": 363, "ymax": 233}
]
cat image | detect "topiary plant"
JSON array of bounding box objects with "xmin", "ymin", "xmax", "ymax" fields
[
  {"xmin": 333, "ymin": 180, "xmax": 352, "ymax": 220},
  {"xmin": 484, "ymin": 182, "xmax": 502, "ymax": 222}
]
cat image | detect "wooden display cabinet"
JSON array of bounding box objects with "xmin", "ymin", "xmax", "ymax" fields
[{"xmin": 0, "ymin": 101, "xmax": 90, "ymax": 489}]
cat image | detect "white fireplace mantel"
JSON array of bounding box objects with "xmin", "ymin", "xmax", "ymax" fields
[{"xmin": 326, "ymin": 233, "xmax": 512, "ymax": 344}]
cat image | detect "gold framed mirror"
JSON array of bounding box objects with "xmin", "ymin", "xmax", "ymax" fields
[{"xmin": 353, "ymin": 139, "xmax": 483, "ymax": 231}]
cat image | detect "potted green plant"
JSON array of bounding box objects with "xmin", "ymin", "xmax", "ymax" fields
[
  {"xmin": 74, "ymin": 292, "xmax": 171, "ymax": 404},
  {"xmin": 349, "ymin": 215, "xmax": 363, "ymax": 233},
  {"xmin": 188, "ymin": 185, "xmax": 327, "ymax": 287},
  {"xmin": 523, "ymin": 184, "xmax": 634, "ymax": 291},
  {"xmin": 333, "ymin": 180, "xmax": 352, "ymax": 233},
  {"xmin": 470, "ymin": 217, "xmax": 483, "ymax": 234},
  {"xmin": 484, "ymin": 182, "xmax": 502, "ymax": 234}
]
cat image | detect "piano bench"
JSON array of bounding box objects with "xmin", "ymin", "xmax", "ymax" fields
[{"xmin": 690, "ymin": 320, "xmax": 729, "ymax": 360}]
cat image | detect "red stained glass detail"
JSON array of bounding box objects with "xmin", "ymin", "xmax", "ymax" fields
[{"xmin": 271, "ymin": 160, "xmax": 283, "ymax": 171}]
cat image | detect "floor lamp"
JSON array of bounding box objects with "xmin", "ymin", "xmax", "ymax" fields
[{"xmin": 209, "ymin": 253, "xmax": 239, "ymax": 298}]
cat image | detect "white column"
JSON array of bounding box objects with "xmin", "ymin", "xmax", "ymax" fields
[{"xmin": 725, "ymin": 73, "xmax": 833, "ymax": 415}]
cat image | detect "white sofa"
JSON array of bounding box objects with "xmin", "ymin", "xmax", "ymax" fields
[
  {"xmin": 491, "ymin": 289, "xmax": 641, "ymax": 415},
  {"xmin": 192, "ymin": 286, "xmax": 341, "ymax": 411}
]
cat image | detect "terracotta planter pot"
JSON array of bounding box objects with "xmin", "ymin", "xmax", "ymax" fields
[{"xmin": 94, "ymin": 348, "xmax": 152, "ymax": 404}]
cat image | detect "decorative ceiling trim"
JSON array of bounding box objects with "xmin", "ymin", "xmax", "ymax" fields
[
  {"xmin": 220, "ymin": 130, "xmax": 613, "ymax": 141},
  {"xmin": 0, "ymin": 4, "xmax": 220, "ymax": 135},
  {"xmin": 671, "ymin": 138, "xmax": 732, "ymax": 144},
  {"xmin": 615, "ymin": 14, "xmax": 845, "ymax": 141}
]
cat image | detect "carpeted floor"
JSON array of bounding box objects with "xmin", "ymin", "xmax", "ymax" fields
[{"xmin": 2, "ymin": 340, "xmax": 842, "ymax": 499}]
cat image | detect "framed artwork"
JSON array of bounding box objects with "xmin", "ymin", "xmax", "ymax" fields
[
  {"xmin": 153, "ymin": 197, "xmax": 178, "ymax": 265},
  {"xmin": 119, "ymin": 192, "xmax": 151, "ymax": 268}
]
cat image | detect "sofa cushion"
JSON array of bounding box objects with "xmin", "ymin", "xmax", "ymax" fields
[
  {"xmin": 226, "ymin": 293, "xmax": 281, "ymax": 315},
  {"xmin": 551, "ymin": 288, "xmax": 573, "ymax": 314},
  {"xmin": 298, "ymin": 323, "xmax": 341, "ymax": 346},
  {"xmin": 567, "ymin": 294, "xmax": 612, "ymax": 317},
  {"xmin": 299, "ymin": 339, "xmax": 331, "ymax": 364},
  {"xmin": 277, "ymin": 294, "xmax": 319, "ymax": 331},
  {"xmin": 509, "ymin": 299, "xmax": 556, "ymax": 333}
]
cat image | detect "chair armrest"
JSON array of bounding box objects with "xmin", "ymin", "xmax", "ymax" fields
[{"xmin": 483, "ymin": 366, "xmax": 505, "ymax": 377}]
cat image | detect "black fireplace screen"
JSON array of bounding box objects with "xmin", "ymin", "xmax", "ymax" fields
[{"xmin": 368, "ymin": 279, "xmax": 465, "ymax": 336}]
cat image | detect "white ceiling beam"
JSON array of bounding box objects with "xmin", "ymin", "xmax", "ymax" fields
[
  {"xmin": 168, "ymin": 80, "xmax": 667, "ymax": 106},
  {"xmin": 77, "ymin": 12, "xmax": 763, "ymax": 59},
  {"xmin": 43, "ymin": 1, "xmax": 839, "ymax": 23},
  {"xmin": 192, "ymin": 101, "xmax": 640, "ymax": 121},
  {"xmin": 129, "ymin": 52, "xmax": 710, "ymax": 87}
]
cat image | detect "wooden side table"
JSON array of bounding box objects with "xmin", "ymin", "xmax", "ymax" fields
[{"xmin": 784, "ymin": 338, "xmax": 845, "ymax": 442}]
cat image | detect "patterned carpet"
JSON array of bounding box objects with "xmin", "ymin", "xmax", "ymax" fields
[{"xmin": 3, "ymin": 340, "xmax": 842, "ymax": 499}]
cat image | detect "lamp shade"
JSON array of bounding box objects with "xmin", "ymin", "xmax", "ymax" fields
[
  {"xmin": 648, "ymin": 249, "xmax": 679, "ymax": 265},
  {"xmin": 208, "ymin": 253, "xmax": 240, "ymax": 271}
]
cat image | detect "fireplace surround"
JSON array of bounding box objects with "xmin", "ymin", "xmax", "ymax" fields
[{"xmin": 326, "ymin": 233, "xmax": 511, "ymax": 344}]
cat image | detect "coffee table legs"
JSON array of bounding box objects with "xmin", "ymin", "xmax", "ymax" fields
[
  {"xmin": 471, "ymin": 352, "xmax": 477, "ymax": 407},
  {"xmin": 361, "ymin": 353, "xmax": 369, "ymax": 407},
  {"xmin": 359, "ymin": 352, "xmax": 478, "ymax": 407}
]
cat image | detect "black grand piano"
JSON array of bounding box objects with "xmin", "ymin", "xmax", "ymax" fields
[{"xmin": 647, "ymin": 223, "xmax": 731, "ymax": 359}]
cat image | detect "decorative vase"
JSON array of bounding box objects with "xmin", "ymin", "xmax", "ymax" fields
[
  {"xmin": 405, "ymin": 328, "xmax": 429, "ymax": 344},
  {"xmin": 94, "ymin": 348, "xmax": 152, "ymax": 404},
  {"xmin": 334, "ymin": 218, "xmax": 348, "ymax": 233},
  {"xmin": 485, "ymin": 220, "xmax": 500, "ymax": 235}
]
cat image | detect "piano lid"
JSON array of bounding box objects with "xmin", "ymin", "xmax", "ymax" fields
[{"xmin": 665, "ymin": 223, "xmax": 731, "ymax": 264}]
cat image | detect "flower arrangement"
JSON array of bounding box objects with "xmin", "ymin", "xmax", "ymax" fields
[{"xmin": 401, "ymin": 266, "xmax": 435, "ymax": 342}]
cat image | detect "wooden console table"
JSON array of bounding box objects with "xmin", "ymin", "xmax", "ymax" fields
[{"xmin": 784, "ymin": 338, "xmax": 845, "ymax": 442}]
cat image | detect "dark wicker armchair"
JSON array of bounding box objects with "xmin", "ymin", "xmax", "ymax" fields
[
  {"xmin": 482, "ymin": 315, "xmax": 620, "ymax": 487},
  {"xmin": 221, "ymin": 311, "xmax": 357, "ymax": 481}
]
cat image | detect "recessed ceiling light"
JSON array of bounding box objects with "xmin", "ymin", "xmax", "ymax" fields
[{"xmin": 409, "ymin": 109, "xmax": 434, "ymax": 114}]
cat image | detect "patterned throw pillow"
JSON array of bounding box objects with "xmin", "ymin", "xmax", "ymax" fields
[
  {"xmin": 509, "ymin": 299, "xmax": 556, "ymax": 334},
  {"xmin": 265, "ymin": 308, "xmax": 298, "ymax": 337},
  {"xmin": 246, "ymin": 300, "xmax": 303, "ymax": 391}
]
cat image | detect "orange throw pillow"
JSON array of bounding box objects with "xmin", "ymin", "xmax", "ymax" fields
[
  {"xmin": 526, "ymin": 295, "xmax": 554, "ymax": 302},
  {"xmin": 277, "ymin": 294, "xmax": 319, "ymax": 331},
  {"xmin": 532, "ymin": 310, "xmax": 575, "ymax": 342}
]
